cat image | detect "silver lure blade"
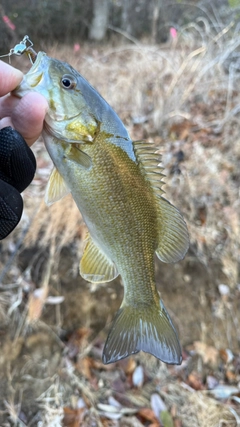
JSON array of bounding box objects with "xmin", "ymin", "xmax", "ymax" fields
[{"xmin": 0, "ymin": 35, "xmax": 37, "ymax": 64}]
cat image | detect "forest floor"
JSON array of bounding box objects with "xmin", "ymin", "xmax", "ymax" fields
[{"xmin": 0, "ymin": 24, "xmax": 240, "ymax": 426}]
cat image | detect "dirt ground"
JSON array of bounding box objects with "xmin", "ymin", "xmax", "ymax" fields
[{"xmin": 0, "ymin": 25, "xmax": 240, "ymax": 426}]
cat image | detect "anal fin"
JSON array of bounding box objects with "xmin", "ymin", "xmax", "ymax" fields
[{"xmin": 80, "ymin": 234, "xmax": 118, "ymax": 283}]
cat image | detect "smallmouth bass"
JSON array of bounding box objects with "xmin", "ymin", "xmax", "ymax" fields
[{"xmin": 14, "ymin": 52, "xmax": 189, "ymax": 364}]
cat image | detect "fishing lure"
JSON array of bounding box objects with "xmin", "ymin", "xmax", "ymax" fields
[{"xmin": 0, "ymin": 35, "xmax": 37, "ymax": 63}]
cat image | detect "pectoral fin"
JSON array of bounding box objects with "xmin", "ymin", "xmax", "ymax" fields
[
  {"xmin": 45, "ymin": 167, "xmax": 70, "ymax": 206},
  {"xmin": 65, "ymin": 145, "xmax": 92, "ymax": 170},
  {"xmin": 80, "ymin": 234, "xmax": 118, "ymax": 283}
]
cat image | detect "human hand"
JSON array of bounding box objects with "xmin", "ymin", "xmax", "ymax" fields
[
  {"xmin": 0, "ymin": 60, "xmax": 48, "ymax": 146},
  {"xmin": 0, "ymin": 61, "xmax": 48, "ymax": 239}
]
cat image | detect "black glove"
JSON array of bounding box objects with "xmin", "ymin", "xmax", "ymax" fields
[{"xmin": 0, "ymin": 127, "xmax": 36, "ymax": 240}]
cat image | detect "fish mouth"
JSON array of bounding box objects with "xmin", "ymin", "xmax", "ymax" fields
[
  {"xmin": 13, "ymin": 51, "xmax": 48, "ymax": 98},
  {"xmin": 23, "ymin": 51, "xmax": 48, "ymax": 87},
  {"xmin": 27, "ymin": 51, "xmax": 47, "ymax": 74}
]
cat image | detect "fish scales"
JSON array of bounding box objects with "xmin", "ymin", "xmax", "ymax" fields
[
  {"xmin": 14, "ymin": 51, "xmax": 189, "ymax": 364},
  {"xmin": 47, "ymin": 136, "xmax": 157, "ymax": 286}
]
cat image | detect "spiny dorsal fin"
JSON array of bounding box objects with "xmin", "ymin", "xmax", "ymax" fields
[
  {"xmin": 133, "ymin": 140, "xmax": 189, "ymax": 263},
  {"xmin": 80, "ymin": 233, "xmax": 119, "ymax": 283},
  {"xmin": 45, "ymin": 167, "xmax": 70, "ymax": 206},
  {"xmin": 133, "ymin": 140, "xmax": 165, "ymax": 198}
]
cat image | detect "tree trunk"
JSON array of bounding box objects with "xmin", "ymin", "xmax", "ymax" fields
[{"xmin": 89, "ymin": 0, "xmax": 109, "ymax": 41}]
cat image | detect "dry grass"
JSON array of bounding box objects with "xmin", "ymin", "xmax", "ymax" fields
[{"xmin": 1, "ymin": 19, "xmax": 240, "ymax": 426}]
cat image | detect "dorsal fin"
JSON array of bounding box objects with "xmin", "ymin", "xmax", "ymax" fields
[
  {"xmin": 156, "ymin": 197, "xmax": 189, "ymax": 262},
  {"xmin": 133, "ymin": 140, "xmax": 165, "ymax": 199},
  {"xmin": 133, "ymin": 140, "xmax": 189, "ymax": 263}
]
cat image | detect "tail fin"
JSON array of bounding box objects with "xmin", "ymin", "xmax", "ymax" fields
[{"xmin": 102, "ymin": 299, "xmax": 182, "ymax": 365}]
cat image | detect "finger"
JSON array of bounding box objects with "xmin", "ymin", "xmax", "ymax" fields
[
  {"xmin": 0, "ymin": 117, "xmax": 13, "ymax": 129},
  {"xmin": 0, "ymin": 61, "xmax": 23, "ymax": 96},
  {"xmin": 0, "ymin": 93, "xmax": 19, "ymax": 119},
  {"xmin": 11, "ymin": 92, "xmax": 48, "ymax": 146}
]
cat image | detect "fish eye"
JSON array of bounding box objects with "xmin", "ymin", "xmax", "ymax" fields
[{"xmin": 61, "ymin": 74, "xmax": 76, "ymax": 89}]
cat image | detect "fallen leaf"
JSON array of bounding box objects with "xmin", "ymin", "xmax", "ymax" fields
[
  {"xmin": 46, "ymin": 295, "xmax": 65, "ymax": 304},
  {"xmin": 27, "ymin": 287, "xmax": 49, "ymax": 323},
  {"xmin": 225, "ymin": 369, "xmax": 237, "ymax": 383},
  {"xmin": 138, "ymin": 408, "xmax": 160, "ymax": 425},
  {"xmin": 209, "ymin": 384, "xmax": 239, "ymax": 400},
  {"xmin": 169, "ymin": 120, "xmax": 192, "ymax": 140},
  {"xmin": 108, "ymin": 396, "xmax": 122, "ymax": 408},
  {"xmin": 63, "ymin": 407, "xmax": 84, "ymax": 427},
  {"xmin": 66, "ymin": 327, "xmax": 92, "ymax": 358},
  {"xmin": 151, "ymin": 393, "xmax": 166, "ymax": 419},
  {"xmin": 188, "ymin": 372, "xmax": 204, "ymax": 390},
  {"xmin": 99, "ymin": 411, "xmax": 122, "ymax": 420},
  {"xmin": 194, "ymin": 341, "xmax": 219, "ymax": 366},
  {"xmin": 125, "ymin": 357, "xmax": 137, "ymax": 375},
  {"xmin": 219, "ymin": 348, "xmax": 234, "ymax": 364},
  {"xmin": 98, "ymin": 403, "xmax": 121, "ymax": 413},
  {"xmin": 160, "ymin": 410, "xmax": 174, "ymax": 427},
  {"xmin": 218, "ymin": 284, "xmax": 230, "ymax": 297},
  {"xmin": 206, "ymin": 375, "xmax": 218, "ymax": 390},
  {"xmin": 132, "ymin": 365, "xmax": 144, "ymax": 388},
  {"xmin": 76, "ymin": 356, "xmax": 93, "ymax": 380}
]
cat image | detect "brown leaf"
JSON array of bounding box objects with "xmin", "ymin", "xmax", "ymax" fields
[
  {"xmin": 225, "ymin": 369, "xmax": 237, "ymax": 383},
  {"xmin": 169, "ymin": 121, "xmax": 192, "ymax": 140},
  {"xmin": 63, "ymin": 407, "xmax": 84, "ymax": 427},
  {"xmin": 66, "ymin": 327, "xmax": 92, "ymax": 358},
  {"xmin": 197, "ymin": 205, "xmax": 207, "ymax": 226},
  {"xmin": 219, "ymin": 348, "xmax": 234, "ymax": 364},
  {"xmin": 138, "ymin": 408, "xmax": 161, "ymax": 425},
  {"xmin": 125, "ymin": 357, "xmax": 137, "ymax": 375},
  {"xmin": 188, "ymin": 372, "xmax": 204, "ymax": 391},
  {"xmin": 194, "ymin": 341, "xmax": 219, "ymax": 366},
  {"xmin": 76, "ymin": 356, "xmax": 93, "ymax": 380},
  {"xmin": 27, "ymin": 287, "xmax": 48, "ymax": 323}
]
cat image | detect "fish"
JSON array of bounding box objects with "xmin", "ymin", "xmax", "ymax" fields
[{"xmin": 14, "ymin": 51, "xmax": 189, "ymax": 364}]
